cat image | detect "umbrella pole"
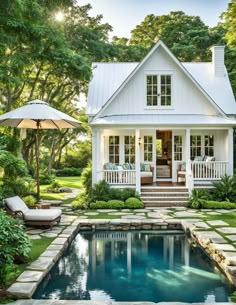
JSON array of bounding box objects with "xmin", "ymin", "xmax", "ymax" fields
[{"xmin": 36, "ymin": 121, "xmax": 40, "ymax": 201}]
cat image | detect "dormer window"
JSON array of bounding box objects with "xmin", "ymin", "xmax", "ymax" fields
[{"xmin": 146, "ymin": 74, "xmax": 172, "ymax": 107}]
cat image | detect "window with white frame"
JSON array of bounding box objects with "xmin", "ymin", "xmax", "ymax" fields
[
  {"xmin": 190, "ymin": 135, "xmax": 201, "ymax": 159},
  {"xmin": 146, "ymin": 74, "xmax": 172, "ymax": 107},
  {"xmin": 204, "ymin": 135, "xmax": 214, "ymax": 156},
  {"xmin": 109, "ymin": 136, "xmax": 119, "ymax": 164},
  {"xmin": 124, "ymin": 136, "xmax": 135, "ymax": 163},
  {"xmin": 144, "ymin": 136, "xmax": 153, "ymax": 162},
  {"xmin": 146, "ymin": 75, "xmax": 158, "ymax": 106},
  {"xmin": 161, "ymin": 75, "xmax": 171, "ymax": 106},
  {"xmin": 174, "ymin": 135, "xmax": 182, "ymax": 161}
]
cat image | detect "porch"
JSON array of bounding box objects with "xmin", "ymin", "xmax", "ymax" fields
[{"xmin": 92, "ymin": 127, "xmax": 233, "ymax": 193}]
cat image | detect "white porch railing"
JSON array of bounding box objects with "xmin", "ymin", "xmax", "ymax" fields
[
  {"xmin": 102, "ymin": 170, "xmax": 136, "ymax": 185},
  {"xmin": 191, "ymin": 161, "xmax": 229, "ymax": 180}
]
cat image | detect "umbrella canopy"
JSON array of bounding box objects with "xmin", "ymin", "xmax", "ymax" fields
[
  {"xmin": 0, "ymin": 100, "xmax": 81, "ymax": 200},
  {"xmin": 0, "ymin": 100, "xmax": 81, "ymax": 129}
]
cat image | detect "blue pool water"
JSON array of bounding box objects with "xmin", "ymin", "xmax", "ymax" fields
[{"xmin": 34, "ymin": 231, "xmax": 233, "ymax": 302}]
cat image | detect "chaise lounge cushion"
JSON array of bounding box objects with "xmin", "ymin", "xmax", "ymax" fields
[
  {"xmin": 4, "ymin": 195, "xmax": 62, "ymax": 222},
  {"xmin": 4, "ymin": 196, "xmax": 29, "ymax": 214},
  {"xmin": 24, "ymin": 209, "xmax": 62, "ymax": 221}
]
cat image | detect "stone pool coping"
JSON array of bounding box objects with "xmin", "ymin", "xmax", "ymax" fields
[
  {"xmin": 8, "ymin": 301, "xmax": 236, "ymax": 305},
  {"xmin": 7, "ymin": 217, "xmax": 236, "ymax": 302}
]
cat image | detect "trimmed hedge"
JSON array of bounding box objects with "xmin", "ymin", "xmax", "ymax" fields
[
  {"xmin": 53, "ymin": 167, "xmax": 82, "ymax": 177},
  {"xmin": 90, "ymin": 200, "xmax": 125, "ymax": 209},
  {"xmin": 202, "ymin": 200, "xmax": 236, "ymax": 209},
  {"xmin": 125, "ymin": 197, "xmax": 144, "ymax": 209},
  {"xmin": 89, "ymin": 197, "xmax": 144, "ymax": 209}
]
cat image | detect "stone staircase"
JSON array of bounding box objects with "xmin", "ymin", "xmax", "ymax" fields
[{"xmin": 141, "ymin": 186, "xmax": 189, "ymax": 207}]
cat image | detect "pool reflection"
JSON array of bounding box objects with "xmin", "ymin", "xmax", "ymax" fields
[{"xmin": 33, "ymin": 231, "xmax": 232, "ymax": 302}]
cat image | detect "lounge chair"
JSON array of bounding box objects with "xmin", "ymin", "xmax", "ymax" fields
[{"xmin": 4, "ymin": 196, "xmax": 61, "ymax": 228}]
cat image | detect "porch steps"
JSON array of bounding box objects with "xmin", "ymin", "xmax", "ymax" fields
[{"xmin": 141, "ymin": 187, "xmax": 189, "ymax": 207}]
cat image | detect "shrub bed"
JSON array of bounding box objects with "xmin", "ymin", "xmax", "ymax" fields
[
  {"xmin": 0, "ymin": 210, "xmax": 31, "ymax": 288},
  {"xmin": 202, "ymin": 200, "xmax": 236, "ymax": 209},
  {"xmin": 90, "ymin": 200, "xmax": 125, "ymax": 209},
  {"xmin": 89, "ymin": 197, "xmax": 144, "ymax": 209}
]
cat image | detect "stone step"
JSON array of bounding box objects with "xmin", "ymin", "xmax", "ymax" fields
[
  {"xmin": 141, "ymin": 187, "xmax": 188, "ymax": 193},
  {"xmin": 142, "ymin": 196, "xmax": 188, "ymax": 202},
  {"xmin": 141, "ymin": 192, "xmax": 189, "ymax": 197},
  {"xmin": 144, "ymin": 201, "xmax": 187, "ymax": 207}
]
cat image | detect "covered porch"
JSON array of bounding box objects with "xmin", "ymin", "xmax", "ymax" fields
[{"xmin": 92, "ymin": 126, "xmax": 233, "ymax": 193}]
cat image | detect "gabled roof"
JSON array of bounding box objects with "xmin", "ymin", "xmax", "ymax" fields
[
  {"xmin": 87, "ymin": 62, "xmax": 138, "ymax": 115},
  {"xmin": 87, "ymin": 40, "xmax": 236, "ymax": 118}
]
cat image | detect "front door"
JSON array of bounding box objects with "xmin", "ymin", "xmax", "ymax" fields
[{"xmin": 156, "ymin": 130, "xmax": 172, "ymax": 178}]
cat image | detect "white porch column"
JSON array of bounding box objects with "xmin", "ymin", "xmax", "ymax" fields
[
  {"xmin": 92, "ymin": 128, "xmax": 102, "ymax": 185},
  {"xmin": 135, "ymin": 129, "xmax": 141, "ymax": 193},
  {"xmin": 185, "ymin": 128, "xmax": 191, "ymax": 187},
  {"xmin": 228, "ymin": 128, "xmax": 234, "ymax": 176}
]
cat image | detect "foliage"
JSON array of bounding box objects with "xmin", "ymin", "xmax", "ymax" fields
[
  {"xmin": 202, "ymin": 200, "xmax": 236, "ymax": 209},
  {"xmin": 39, "ymin": 174, "xmax": 55, "ymax": 185},
  {"xmin": 54, "ymin": 167, "xmax": 82, "ymax": 177},
  {"xmin": 22, "ymin": 195, "xmax": 37, "ymax": 206},
  {"xmin": 231, "ymin": 291, "xmax": 236, "ymax": 302},
  {"xmin": 125, "ymin": 197, "xmax": 144, "ymax": 209},
  {"xmin": 2, "ymin": 176, "xmax": 35, "ymax": 198},
  {"xmin": 71, "ymin": 190, "xmax": 89, "ymax": 209},
  {"xmin": 90, "ymin": 180, "xmax": 111, "ymax": 202},
  {"xmin": 188, "ymin": 189, "xmax": 209, "ymax": 209},
  {"xmin": 90, "ymin": 200, "xmax": 125, "ymax": 209},
  {"xmin": 61, "ymin": 140, "xmax": 92, "ymax": 169},
  {"xmin": 212, "ymin": 175, "xmax": 236, "ymax": 202},
  {"xmin": 81, "ymin": 163, "xmax": 92, "ymax": 196},
  {"xmin": 129, "ymin": 11, "xmax": 222, "ymax": 62},
  {"xmin": 0, "ymin": 263, "xmax": 20, "ymax": 288},
  {"xmin": 109, "ymin": 187, "xmax": 140, "ymax": 201},
  {"xmin": 0, "ymin": 210, "xmax": 31, "ymax": 286}
]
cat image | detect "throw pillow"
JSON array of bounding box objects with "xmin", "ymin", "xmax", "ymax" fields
[{"xmin": 180, "ymin": 163, "xmax": 186, "ymax": 171}]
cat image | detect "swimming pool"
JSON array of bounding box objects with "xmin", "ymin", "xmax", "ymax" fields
[{"xmin": 34, "ymin": 231, "xmax": 233, "ymax": 302}]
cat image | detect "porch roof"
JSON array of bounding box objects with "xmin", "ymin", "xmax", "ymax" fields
[{"xmin": 90, "ymin": 114, "xmax": 236, "ymax": 127}]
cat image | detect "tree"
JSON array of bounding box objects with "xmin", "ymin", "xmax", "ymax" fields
[
  {"xmin": 129, "ymin": 11, "xmax": 222, "ymax": 61},
  {"xmin": 0, "ymin": 0, "xmax": 116, "ymax": 175}
]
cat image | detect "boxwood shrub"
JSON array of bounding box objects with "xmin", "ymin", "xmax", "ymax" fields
[
  {"xmin": 202, "ymin": 200, "xmax": 236, "ymax": 209},
  {"xmin": 90, "ymin": 200, "xmax": 125, "ymax": 209},
  {"xmin": 125, "ymin": 197, "xmax": 144, "ymax": 209}
]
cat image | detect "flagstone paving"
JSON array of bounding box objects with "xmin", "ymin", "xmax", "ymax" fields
[
  {"xmin": 216, "ymin": 227, "xmax": 236, "ymax": 234},
  {"xmin": 206, "ymin": 220, "xmax": 229, "ymax": 226}
]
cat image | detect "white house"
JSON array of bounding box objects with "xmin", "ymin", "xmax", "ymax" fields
[{"xmin": 87, "ymin": 40, "xmax": 236, "ymax": 199}]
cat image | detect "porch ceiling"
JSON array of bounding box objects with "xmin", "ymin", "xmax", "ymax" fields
[{"xmin": 90, "ymin": 114, "xmax": 236, "ymax": 127}]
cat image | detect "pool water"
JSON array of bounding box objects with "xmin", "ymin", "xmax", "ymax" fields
[{"xmin": 34, "ymin": 231, "xmax": 233, "ymax": 302}]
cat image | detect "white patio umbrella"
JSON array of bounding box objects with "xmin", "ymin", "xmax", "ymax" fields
[{"xmin": 0, "ymin": 99, "xmax": 81, "ymax": 199}]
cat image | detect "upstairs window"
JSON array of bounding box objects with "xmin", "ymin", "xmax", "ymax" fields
[
  {"xmin": 147, "ymin": 75, "xmax": 158, "ymax": 106},
  {"xmin": 146, "ymin": 74, "xmax": 172, "ymax": 107}
]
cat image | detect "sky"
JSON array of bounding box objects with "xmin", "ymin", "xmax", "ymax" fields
[{"xmin": 77, "ymin": 0, "xmax": 230, "ymax": 38}]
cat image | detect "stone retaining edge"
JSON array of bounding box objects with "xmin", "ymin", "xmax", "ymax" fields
[{"xmin": 7, "ymin": 218, "xmax": 236, "ymax": 301}]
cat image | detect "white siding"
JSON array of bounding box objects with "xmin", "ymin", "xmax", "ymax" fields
[{"xmin": 101, "ymin": 47, "xmax": 220, "ymax": 117}]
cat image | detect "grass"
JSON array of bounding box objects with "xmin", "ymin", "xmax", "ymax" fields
[
  {"xmin": 203, "ymin": 212, "xmax": 236, "ymax": 227},
  {"xmin": 40, "ymin": 176, "xmax": 82, "ymax": 200},
  {"xmin": 19, "ymin": 237, "xmax": 55, "ymax": 272}
]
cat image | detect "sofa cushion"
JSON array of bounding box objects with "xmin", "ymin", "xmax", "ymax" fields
[
  {"xmin": 140, "ymin": 172, "xmax": 152, "ymax": 178},
  {"xmin": 4, "ymin": 196, "xmax": 29, "ymax": 214},
  {"xmin": 180, "ymin": 163, "xmax": 186, "ymax": 171},
  {"xmin": 24, "ymin": 209, "xmax": 61, "ymax": 221},
  {"xmin": 141, "ymin": 163, "xmax": 151, "ymax": 172}
]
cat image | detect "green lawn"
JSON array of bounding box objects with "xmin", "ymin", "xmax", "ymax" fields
[
  {"xmin": 40, "ymin": 176, "xmax": 82, "ymax": 200},
  {"xmin": 19, "ymin": 237, "xmax": 55, "ymax": 272}
]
